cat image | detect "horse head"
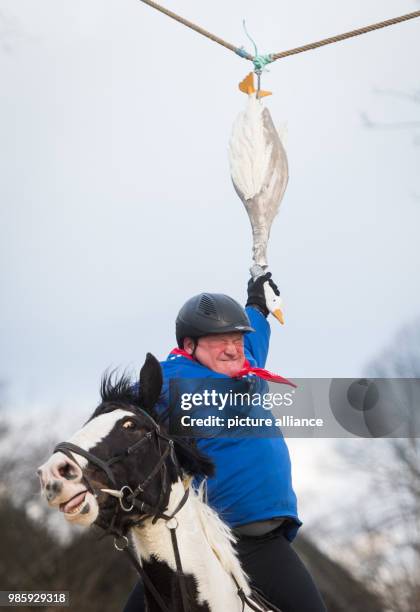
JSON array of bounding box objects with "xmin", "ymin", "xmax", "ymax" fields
[{"xmin": 38, "ymin": 353, "xmax": 214, "ymax": 533}]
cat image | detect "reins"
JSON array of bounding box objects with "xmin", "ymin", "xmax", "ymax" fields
[{"xmin": 230, "ymin": 573, "xmax": 282, "ymax": 612}]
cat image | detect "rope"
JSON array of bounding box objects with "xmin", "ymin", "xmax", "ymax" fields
[
  {"xmin": 138, "ymin": 0, "xmax": 420, "ymax": 66},
  {"xmin": 271, "ymin": 10, "xmax": 420, "ymax": 61},
  {"xmin": 138, "ymin": 0, "xmax": 253, "ymax": 60}
]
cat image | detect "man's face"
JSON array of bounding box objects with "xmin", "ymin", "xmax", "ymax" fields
[{"xmin": 184, "ymin": 332, "xmax": 245, "ymax": 376}]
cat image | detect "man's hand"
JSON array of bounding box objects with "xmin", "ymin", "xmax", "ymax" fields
[{"xmin": 246, "ymin": 272, "xmax": 280, "ymax": 318}]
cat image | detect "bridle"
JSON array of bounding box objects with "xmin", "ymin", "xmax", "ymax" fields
[
  {"xmin": 54, "ymin": 407, "xmax": 190, "ymax": 612},
  {"xmin": 55, "ymin": 415, "xmax": 183, "ymax": 523},
  {"xmin": 54, "ymin": 407, "xmax": 281, "ymax": 612}
]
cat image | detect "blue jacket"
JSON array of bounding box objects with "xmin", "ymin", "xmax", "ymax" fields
[{"xmin": 156, "ymin": 307, "xmax": 301, "ymax": 541}]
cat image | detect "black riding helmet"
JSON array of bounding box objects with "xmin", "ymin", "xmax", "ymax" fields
[{"xmin": 176, "ymin": 293, "xmax": 255, "ymax": 348}]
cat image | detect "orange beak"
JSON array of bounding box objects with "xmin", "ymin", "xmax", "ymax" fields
[{"xmin": 272, "ymin": 308, "xmax": 285, "ymax": 325}]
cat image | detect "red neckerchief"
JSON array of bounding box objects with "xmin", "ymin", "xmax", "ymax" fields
[{"xmin": 170, "ymin": 348, "xmax": 296, "ymax": 388}]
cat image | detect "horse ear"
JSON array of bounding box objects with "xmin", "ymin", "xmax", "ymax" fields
[{"xmin": 138, "ymin": 353, "xmax": 163, "ymax": 412}]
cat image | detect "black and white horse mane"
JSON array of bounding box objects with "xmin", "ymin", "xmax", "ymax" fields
[{"xmin": 92, "ymin": 360, "xmax": 214, "ymax": 481}]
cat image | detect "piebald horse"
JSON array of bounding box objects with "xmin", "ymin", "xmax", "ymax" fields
[{"xmin": 38, "ymin": 354, "xmax": 276, "ymax": 612}]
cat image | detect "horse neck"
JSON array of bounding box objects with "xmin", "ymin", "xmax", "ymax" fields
[{"xmin": 130, "ymin": 478, "xmax": 253, "ymax": 611}]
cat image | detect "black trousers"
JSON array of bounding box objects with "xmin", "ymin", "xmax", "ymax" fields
[
  {"xmin": 235, "ymin": 526, "xmax": 326, "ymax": 612},
  {"xmin": 123, "ymin": 526, "xmax": 326, "ymax": 612}
]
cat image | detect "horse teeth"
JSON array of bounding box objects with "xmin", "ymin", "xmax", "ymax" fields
[{"xmin": 66, "ymin": 501, "xmax": 84, "ymax": 515}]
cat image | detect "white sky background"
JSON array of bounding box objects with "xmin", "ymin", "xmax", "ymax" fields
[{"xmin": 1, "ymin": 0, "xmax": 419, "ymax": 529}]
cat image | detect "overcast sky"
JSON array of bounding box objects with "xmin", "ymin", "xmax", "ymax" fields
[{"xmin": 1, "ymin": 1, "xmax": 419, "ymax": 519}]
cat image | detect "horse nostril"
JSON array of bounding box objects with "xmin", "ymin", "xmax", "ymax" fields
[{"xmin": 58, "ymin": 462, "xmax": 78, "ymax": 481}]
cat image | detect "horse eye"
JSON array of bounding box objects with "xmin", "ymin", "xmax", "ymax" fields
[{"xmin": 122, "ymin": 420, "xmax": 135, "ymax": 430}]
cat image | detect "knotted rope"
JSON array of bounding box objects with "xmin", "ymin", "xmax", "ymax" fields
[{"xmin": 139, "ymin": 0, "xmax": 420, "ymax": 67}]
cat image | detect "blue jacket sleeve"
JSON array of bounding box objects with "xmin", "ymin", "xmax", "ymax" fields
[{"xmin": 244, "ymin": 306, "xmax": 271, "ymax": 368}]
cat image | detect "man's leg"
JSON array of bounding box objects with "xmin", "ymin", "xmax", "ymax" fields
[
  {"xmin": 235, "ymin": 528, "xmax": 326, "ymax": 612},
  {"xmin": 123, "ymin": 580, "xmax": 145, "ymax": 612}
]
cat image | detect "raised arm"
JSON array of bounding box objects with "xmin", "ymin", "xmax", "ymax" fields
[{"xmin": 244, "ymin": 273, "xmax": 281, "ymax": 367}]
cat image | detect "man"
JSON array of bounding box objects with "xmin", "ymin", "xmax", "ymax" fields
[{"xmin": 124, "ymin": 273, "xmax": 326, "ymax": 612}]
